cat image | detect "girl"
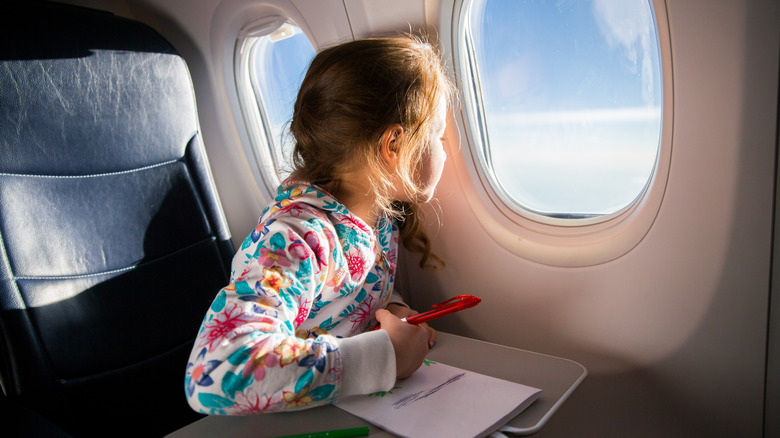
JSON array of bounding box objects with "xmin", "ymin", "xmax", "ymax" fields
[{"xmin": 185, "ymin": 35, "xmax": 454, "ymax": 414}]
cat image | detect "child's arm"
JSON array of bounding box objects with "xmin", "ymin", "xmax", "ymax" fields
[{"xmin": 184, "ymin": 210, "xmax": 396, "ymax": 415}]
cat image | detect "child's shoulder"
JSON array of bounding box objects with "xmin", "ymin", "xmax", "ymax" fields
[
  {"xmin": 255, "ymin": 182, "xmax": 335, "ymax": 230},
  {"xmin": 238, "ymin": 200, "xmax": 334, "ymax": 256}
]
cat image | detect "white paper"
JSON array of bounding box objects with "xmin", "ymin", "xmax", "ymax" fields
[{"xmin": 335, "ymin": 361, "xmax": 541, "ymax": 438}]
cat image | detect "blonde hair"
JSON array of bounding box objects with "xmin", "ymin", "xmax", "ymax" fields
[{"xmin": 290, "ymin": 35, "xmax": 454, "ymax": 269}]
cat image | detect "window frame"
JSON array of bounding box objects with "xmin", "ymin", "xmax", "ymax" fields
[{"xmin": 445, "ymin": 0, "xmax": 674, "ymax": 266}]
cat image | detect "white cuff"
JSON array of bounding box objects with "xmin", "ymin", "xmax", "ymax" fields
[{"xmin": 336, "ymin": 330, "xmax": 396, "ymax": 397}]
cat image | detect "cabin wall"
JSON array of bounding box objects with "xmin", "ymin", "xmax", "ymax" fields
[
  {"xmin": 51, "ymin": 0, "xmax": 780, "ymax": 436},
  {"xmin": 413, "ymin": 1, "xmax": 779, "ymax": 437}
]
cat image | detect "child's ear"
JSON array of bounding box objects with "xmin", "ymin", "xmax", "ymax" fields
[{"xmin": 379, "ymin": 124, "xmax": 404, "ymax": 168}]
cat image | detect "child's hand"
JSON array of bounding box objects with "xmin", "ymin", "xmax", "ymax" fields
[
  {"xmin": 375, "ymin": 309, "xmax": 430, "ymax": 379},
  {"xmin": 385, "ymin": 303, "xmax": 437, "ymax": 348}
]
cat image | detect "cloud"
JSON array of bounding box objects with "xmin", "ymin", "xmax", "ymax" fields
[{"xmin": 592, "ymin": 0, "xmax": 657, "ymax": 104}]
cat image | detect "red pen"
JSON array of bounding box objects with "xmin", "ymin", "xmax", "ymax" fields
[
  {"xmin": 373, "ymin": 295, "xmax": 481, "ymax": 330},
  {"xmin": 402, "ymin": 294, "xmax": 481, "ymax": 325}
]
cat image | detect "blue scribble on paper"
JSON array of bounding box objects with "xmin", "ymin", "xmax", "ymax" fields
[{"xmin": 392, "ymin": 373, "xmax": 466, "ymax": 409}]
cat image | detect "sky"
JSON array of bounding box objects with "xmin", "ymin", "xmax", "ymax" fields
[
  {"xmin": 469, "ymin": 0, "xmax": 663, "ymax": 216},
  {"xmin": 252, "ymin": 25, "xmax": 315, "ymax": 172}
]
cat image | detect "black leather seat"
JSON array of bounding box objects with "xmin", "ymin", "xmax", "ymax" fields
[{"xmin": 0, "ymin": 2, "xmax": 234, "ymax": 436}]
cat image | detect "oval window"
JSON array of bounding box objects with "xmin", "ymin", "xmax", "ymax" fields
[
  {"xmin": 237, "ymin": 18, "xmax": 316, "ymax": 188},
  {"xmin": 464, "ymin": 0, "xmax": 663, "ymax": 221}
]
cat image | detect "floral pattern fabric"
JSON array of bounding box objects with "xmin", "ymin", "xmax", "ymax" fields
[{"xmin": 185, "ymin": 179, "xmax": 400, "ymax": 414}]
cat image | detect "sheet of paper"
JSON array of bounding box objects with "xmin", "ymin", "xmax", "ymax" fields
[{"xmin": 335, "ymin": 360, "xmax": 541, "ymax": 438}]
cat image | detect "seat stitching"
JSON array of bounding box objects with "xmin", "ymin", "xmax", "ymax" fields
[
  {"xmin": 13, "ymin": 266, "xmax": 137, "ymax": 281},
  {"xmin": 0, "ymin": 158, "xmax": 181, "ymax": 179}
]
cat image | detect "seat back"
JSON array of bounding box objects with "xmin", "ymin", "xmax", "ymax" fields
[{"xmin": 0, "ymin": 2, "xmax": 233, "ymax": 435}]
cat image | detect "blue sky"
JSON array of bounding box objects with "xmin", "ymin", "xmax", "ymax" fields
[
  {"xmin": 471, "ymin": 0, "xmax": 660, "ymax": 112},
  {"xmin": 469, "ymin": 0, "xmax": 662, "ymax": 215},
  {"xmin": 252, "ymin": 25, "xmax": 315, "ymax": 169}
]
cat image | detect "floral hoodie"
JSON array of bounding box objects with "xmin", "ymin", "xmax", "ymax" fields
[{"xmin": 185, "ymin": 179, "xmax": 402, "ymax": 414}]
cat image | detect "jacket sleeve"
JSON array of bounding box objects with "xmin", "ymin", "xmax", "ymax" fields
[{"xmin": 184, "ymin": 209, "xmax": 395, "ymax": 415}]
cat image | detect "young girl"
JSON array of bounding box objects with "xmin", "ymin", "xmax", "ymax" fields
[{"xmin": 185, "ymin": 35, "xmax": 454, "ymax": 414}]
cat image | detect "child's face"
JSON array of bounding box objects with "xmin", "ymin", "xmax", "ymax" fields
[{"xmin": 417, "ymin": 97, "xmax": 448, "ymax": 202}]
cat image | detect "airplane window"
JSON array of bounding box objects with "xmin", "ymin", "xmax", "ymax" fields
[
  {"xmin": 237, "ymin": 19, "xmax": 315, "ymax": 186},
  {"xmin": 462, "ymin": 0, "xmax": 662, "ymax": 221}
]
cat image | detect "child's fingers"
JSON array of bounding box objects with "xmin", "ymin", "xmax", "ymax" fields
[
  {"xmin": 423, "ymin": 324, "xmax": 437, "ymax": 348},
  {"xmin": 375, "ymin": 308, "xmax": 397, "ymax": 325},
  {"xmin": 379, "ymin": 308, "xmax": 436, "ymax": 348},
  {"xmin": 378, "ymin": 310, "xmax": 429, "ymax": 379}
]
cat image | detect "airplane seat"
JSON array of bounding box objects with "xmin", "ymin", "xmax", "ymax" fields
[{"xmin": 0, "ymin": 2, "xmax": 234, "ymax": 436}]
